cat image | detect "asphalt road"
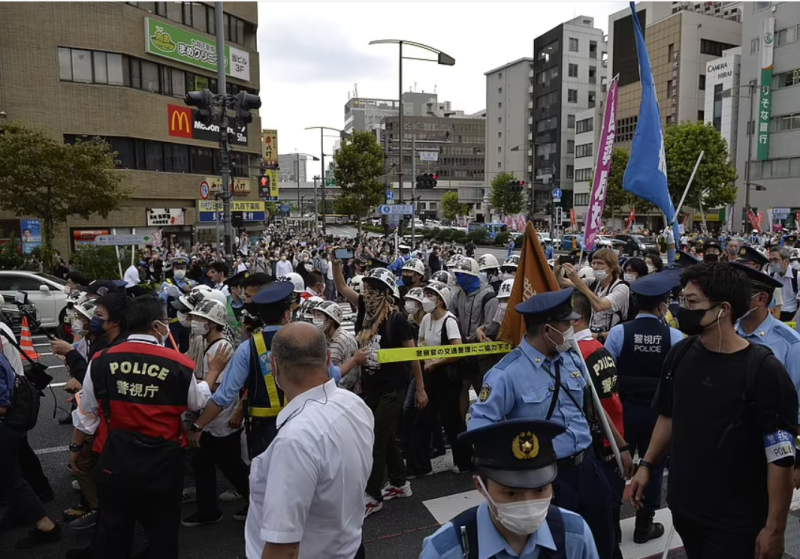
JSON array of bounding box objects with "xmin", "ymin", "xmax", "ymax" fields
[{"xmin": 5, "ymin": 333, "xmax": 800, "ymax": 559}]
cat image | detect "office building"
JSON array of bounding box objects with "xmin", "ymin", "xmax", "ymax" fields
[
  {"xmin": 703, "ymin": 47, "xmax": 742, "ymax": 165},
  {"xmin": 484, "ymin": 58, "xmax": 534, "ymax": 187},
  {"xmin": 571, "ymin": 106, "xmax": 604, "ymax": 226},
  {"xmin": 0, "ymin": 2, "xmax": 262, "ymax": 253},
  {"xmin": 278, "ymin": 153, "xmax": 309, "ymax": 183},
  {"xmin": 532, "ymin": 16, "xmax": 607, "ymax": 227},
  {"xmin": 735, "ymin": 1, "xmax": 800, "ymax": 230}
]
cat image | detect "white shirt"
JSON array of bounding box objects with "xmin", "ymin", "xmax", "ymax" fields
[
  {"xmin": 245, "ymin": 379, "xmax": 374, "ymax": 559},
  {"xmin": 777, "ymin": 267, "xmax": 799, "ymax": 313},
  {"xmin": 275, "ymin": 259, "xmax": 293, "ymax": 278},
  {"xmin": 418, "ymin": 310, "xmax": 461, "ymax": 347},
  {"xmin": 123, "ymin": 265, "xmax": 140, "ymax": 288},
  {"xmin": 200, "ymin": 339, "xmax": 238, "ymax": 438},
  {"xmin": 72, "ymin": 334, "xmax": 212, "ymax": 435},
  {"xmin": 0, "ymin": 322, "xmax": 23, "ymax": 375},
  {"xmin": 214, "ymin": 283, "xmax": 231, "ymax": 297}
]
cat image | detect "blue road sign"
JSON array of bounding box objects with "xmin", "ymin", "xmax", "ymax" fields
[
  {"xmin": 552, "ymin": 187, "xmax": 562, "ymax": 202},
  {"xmin": 386, "ymin": 190, "xmax": 394, "ymax": 201}
]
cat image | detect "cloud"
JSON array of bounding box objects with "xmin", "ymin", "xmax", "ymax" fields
[{"xmin": 258, "ymin": 19, "xmax": 390, "ymax": 83}]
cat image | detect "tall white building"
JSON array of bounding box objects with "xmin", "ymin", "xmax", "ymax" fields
[{"xmin": 703, "ymin": 47, "xmax": 742, "ymax": 164}]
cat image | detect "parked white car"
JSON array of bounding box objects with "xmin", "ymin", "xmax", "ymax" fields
[{"xmin": 0, "ymin": 271, "xmax": 69, "ymax": 328}]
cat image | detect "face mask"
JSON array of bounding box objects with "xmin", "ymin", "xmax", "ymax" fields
[
  {"xmin": 312, "ymin": 318, "xmax": 326, "ymax": 329},
  {"xmin": 404, "ymin": 301, "xmax": 420, "ymax": 315},
  {"xmin": 177, "ymin": 311, "xmax": 191, "ymax": 327},
  {"xmin": 173, "ymin": 269, "xmax": 186, "ymax": 280},
  {"xmin": 793, "ymin": 261, "xmax": 800, "ymax": 270},
  {"xmin": 190, "ymin": 321, "xmax": 209, "ymax": 337},
  {"xmin": 493, "ymin": 302, "xmax": 508, "ymax": 324},
  {"xmin": 769, "ymin": 263, "xmax": 783, "ymax": 274},
  {"xmin": 364, "ymin": 291, "xmax": 386, "ymax": 317},
  {"xmin": 676, "ymin": 305, "xmax": 720, "ymax": 336},
  {"xmin": 456, "ymin": 274, "xmax": 481, "ymax": 294},
  {"xmin": 477, "ymin": 477, "xmax": 550, "ymax": 536},
  {"xmin": 154, "ymin": 320, "xmax": 170, "ymax": 345},
  {"xmin": 593, "ymin": 270, "xmax": 608, "ymax": 282},
  {"xmin": 402, "ymin": 274, "xmax": 414, "ymax": 284},
  {"xmin": 739, "ymin": 293, "xmax": 763, "ymax": 322},
  {"xmin": 71, "ymin": 320, "xmax": 85, "ymax": 336},
  {"xmin": 422, "ymin": 298, "xmax": 437, "ymax": 314},
  {"xmin": 90, "ymin": 316, "xmax": 106, "ymax": 336},
  {"xmin": 623, "ymin": 273, "xmax": 637, "ymax": 283},
  {"xmin": 646, "ymin": 265, "xmax": 656, "ymax": 274},
  {"xmin": 546, "ymin": 325, "xmax": 574, "ymax": 353},
  {"xmin": 704, "ymin": 254, "xmax": 719, "ymax": 262},
  {"xmin": 63, "ymin": 285, "xmax": 72, "ymax": 294}
]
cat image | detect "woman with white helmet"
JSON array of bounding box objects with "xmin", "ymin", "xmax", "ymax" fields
[
  {"xmin": 183, "ymin": 299, "xmax": 248, "ymax": 528},
  {"xmin": 407, "ymin": 281, "xmax": 473, "ymax": 478},
  {"xmin": 311, "ymin": 301, "xmax": 367, "ymax": 393},
  {"xmin": 403, "ymin": 287, "xmax": 426, "ymax": 326}
]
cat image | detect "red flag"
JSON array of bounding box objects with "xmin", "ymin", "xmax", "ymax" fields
[
  {"xmin": 498, "ymin": 222, "xmax": 560, "ymax": 345},
  {"xmin": 625, "ymin": 207, "xmax": 636, "ymax": 232},
  {"xmin": 747, "ymin": 209, "xmax": 761, "ymax": 232},
  {"xmin": 569, "ymin": 208, "xmax": 577, "ymax": 229}
]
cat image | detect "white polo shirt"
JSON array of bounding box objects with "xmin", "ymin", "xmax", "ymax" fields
[{"xmin": 245, "ymin": 379, "xmax": 374, "ymax": 559}]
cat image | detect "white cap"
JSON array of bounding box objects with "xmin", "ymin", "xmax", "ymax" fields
[{"xmin": 190, "ymin": 299, "xmax": 227, "ymax": 327}]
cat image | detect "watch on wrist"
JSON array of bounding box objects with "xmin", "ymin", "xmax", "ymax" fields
[
  {"xmin": 190, "ymin": 422, "xmax": 202, "ymax": 433},
  {"xmin": 618, "ymin": 445, "xmax": 630, "ymax": 453},
  {"xmin": 69, "ymin": 443, "xmax": 84, "ymax": 452},
  {"xmin": 638, "ymin": 459, "xmax": 654, "ymax": 470}
]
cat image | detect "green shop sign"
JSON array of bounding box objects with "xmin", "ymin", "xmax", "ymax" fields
[{"xmin": 144, "ymin": 18, "xmax": 250, "ymax": 81}]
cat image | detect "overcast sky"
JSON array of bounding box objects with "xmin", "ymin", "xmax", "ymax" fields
[{"xmin": 257, "ymin": 1, "xmax": 627, "ymax": 170}]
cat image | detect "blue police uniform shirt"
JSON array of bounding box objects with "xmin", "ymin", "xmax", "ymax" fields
[
  {"xmin": 468, "ymin": 337, "xmax": 592, "ymax": 459},
  {"xmin": 604, "ymin": 314, "xmax": 684, "ymax": 361},
  {"xmin": 419, "ymin": 502, "xmax": 600, "ymax": 559},
  {"xmin": 211, "ymin": 326, "xmax": 341, "ymax": 408},
  {"xmin": 736, "ymin": 312, "xmax": 800, "ymax": 422},
  {"xmin": 158, "ymin": 276, "xmax": 197, "ymax": 302}
]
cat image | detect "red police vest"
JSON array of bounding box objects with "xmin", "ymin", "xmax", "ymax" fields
[{"xmin": 90, "ymin": 341, "xmax": 196, "ymax": 453}]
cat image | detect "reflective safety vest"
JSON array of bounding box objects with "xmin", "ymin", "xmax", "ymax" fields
[{"xmin": 246, "ymin": 327, "xmax": 285, "ymax": 418}]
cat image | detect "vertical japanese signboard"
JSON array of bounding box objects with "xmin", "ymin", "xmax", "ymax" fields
[
  {"xmin": 758, "ymin": 17, "xmax": 775, "ymax": 161},
  {"xmin": 262, "ymin": 130, "xmax": 278, "ymax": 167}
]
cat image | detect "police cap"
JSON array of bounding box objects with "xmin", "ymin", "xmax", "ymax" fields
[
  {"xmin": 251, "ymin": 280, "xmax": 294, "ymax": 306},
  {"xmin": 224, "ymin": 270, "xmax": 250, "ymax": 287},
  {"xmin": 737, "ymin": 245, "xmax": 769, "ymax": 267},
  {"xmin": 704, "ymin": 240, "xmax": 722, "ymax": 252},
  {"xmin": 730, "ymin": 261, "xmax": 782, "ymax": 293},
  {"xmin": 672, "ymin": 250, "xmax": 699, "ymax": 269},
  {"xmin": 514, "ymin": 288, "xmax": 581, "ymax": 322},
  {"xmin": 365, "ymin": 258, "xmax": 391, "ymax": 269},
  {"xmin": 170, "ymin": 256, "xmax": 190, "ymax": 267},
  {"xmin": 81, "ymin": 280, "xmax": 121, "ymax": 297},
  {"xmin": 787, "ymin": 235, "xmax": 797, "ymax": 245},
  {"xmin": 459, "ymin": 419, "xmax": 565, "ymax": 489},
  {"xmin": 629, "ymin": 271, "xmax": 681, "ymax": 298}
]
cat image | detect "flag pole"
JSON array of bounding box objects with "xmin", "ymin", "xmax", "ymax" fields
[{"xmin": 670, "ymin": 151, "xmax": 704, "ymax": 226}]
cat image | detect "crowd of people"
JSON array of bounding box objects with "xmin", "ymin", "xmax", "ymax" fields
[{"xmin": 1, "ymin": 222, "xmax": 799, "ymax": 559}]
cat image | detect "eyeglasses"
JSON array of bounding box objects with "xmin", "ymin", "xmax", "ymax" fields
[{"xmin": 678, "ymin": 297, "xmax": 716, "ymax": 311}]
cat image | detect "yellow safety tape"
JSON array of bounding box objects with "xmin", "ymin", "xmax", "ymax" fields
[
  {"xmin": 377, "ymin": 342, "xmax": 514, "ymax": 364},
  {"xmin": 787, "ymin": 321, "xmax": 797, "ymax": 330}
]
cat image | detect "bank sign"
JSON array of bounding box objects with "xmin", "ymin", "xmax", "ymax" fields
[
  {"xmin": 145, "ymin": 18, "xmax": 250, "ymax": 81},
  {"xmin": 758, "ymin": 17, "xmax": 775, "ymax": 161},
  {"xmin": 167, "ymin": 105, "xmax": 248, "ymax": 145}
]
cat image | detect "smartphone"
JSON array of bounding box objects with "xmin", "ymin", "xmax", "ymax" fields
[
  {"xmin": 335, "ymin": 248, "xmax": 354, "ymax": 261},
  {"xmin": 14, "ymin": 291, "xmax": 28, "ymax": 305}
]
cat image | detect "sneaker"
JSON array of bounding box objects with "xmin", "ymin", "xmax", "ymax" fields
[
  {"xmin": 71, "ymin": 479, "xmax": 80, "ymax": 491},
  {"xmin": 69, "ymin": 509, "xmax": 98, "ymax": 531},
  {"xmin": 364, "ymin": 497, "xmax": 383, "ymax": 518},
  {"xmin": 62, "ymin": 503, "xmax": 91, "ymax": 523},
  {"xmin": 182, "ymin": 487, "xmax": 197, "ymax": 505},
  {"xmin": 406, "ymin": 470, "xmax": 433, "ymax": 480},
  {"xmin": 219, "ymin": 489, "xmax": 242, "ymax": 502},
  {"xmin": 15, "ymin": 523, "xmax": 62, "ymax": 550},
  {"xmin": 381, "ymin": 481, "xmax": 412, "ymax": 501},
  {"xmin": 181, "ymin": 512, "xmax": 223, "ymax": 528},
  {"xmin": 232, "ymin": 506, "xmax": 248, "ymax": 522}
]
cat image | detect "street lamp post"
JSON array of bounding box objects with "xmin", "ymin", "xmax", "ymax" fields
[
  {"xmin": 305, "ymin": 126, "xmax": 349, "ymax": 236},
  {"xmin": 294, "ymin": 152, "xmax": 319, "ymax": 226},
  {"xmin": 369, "ymin": 39, "xmax": 455, "ymax": 234}
]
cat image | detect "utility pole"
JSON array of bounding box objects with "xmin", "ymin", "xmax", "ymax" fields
[
  {"xmin": 320, "ymin": 129, "xmax": 326, "ymax": 236},
  {"xmin": 214, "ymin": 1, "xmax": 232, "ymax": 262},
  {"xmin": 313, "ymin": 175, "xmax": 319, "ymax": 233},
  {"xmin": 744, "ymin": 82, "xmax": 755, "ymax": 232},
  {"xmin": 411, "ymin": 136, "xmax": 416, "ymax": 248},
  {"xmin": 296, "ymin": 152, "xmax": 301, "ymax": 223}
]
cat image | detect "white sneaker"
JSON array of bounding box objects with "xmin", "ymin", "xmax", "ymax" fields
[
  {"xmin": 218, "ymin": 489, "xmax": 242, "ymax": 502},
  {"xmin": 182, "ymin": 487, "xmax": 197, "ymax": 505},
  {"xmin": 71, "ymin": 479, "xmax": 80, "ymax": 491},
  {"xmin": 381, "ymin": 481, "xmax": 412, "ymax": 501},
  {"xmin": 365, "ymin": 497, "xmax": 383, "ymax": 518}
]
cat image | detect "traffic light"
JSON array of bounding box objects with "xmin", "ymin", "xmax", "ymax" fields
[
  {"xmin": 184, "ymin": 89, "xmax": 214, "ymax": 125},
  {"xmin": 506, "ymin": 180, "xmax": 525, "ymax": 192},
  {"xmin": 415, "ymin": 173, "xmax": 438, "ymax": 189},
  {"xmin": 235, "ymin": 90, "xmax": 261, "ymax": 124},
  {"xmin": 258, "ymin": 175, "xmax": 271, "ymax": 198}
]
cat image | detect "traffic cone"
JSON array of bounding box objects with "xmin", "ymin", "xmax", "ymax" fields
[{"xmin": 19, "ymin": 317, "xmax": 40, "ymax": 361}]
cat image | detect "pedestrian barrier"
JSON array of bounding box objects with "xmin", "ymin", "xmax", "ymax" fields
[{"xmin": 377, "ymin": 341, "xmax": 514, "ymax": 364}]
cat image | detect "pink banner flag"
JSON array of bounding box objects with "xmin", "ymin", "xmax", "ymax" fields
[{"xmin": 584, "ymin": 77, "xmax": 619, "ymax": 251}]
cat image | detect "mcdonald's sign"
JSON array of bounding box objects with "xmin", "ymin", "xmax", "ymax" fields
[{"xmin": 168, "ymin": 105, "xmax": 192, "ymax": 138}]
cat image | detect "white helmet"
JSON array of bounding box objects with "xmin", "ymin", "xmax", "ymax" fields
[
  {"xmin": 315, "ymin": 300, "xmax": 343, "ymax": 325},
  {"xmin": 75, "ymin": 300, "xmax": 98, "ymax": 320},
  {"xmin": 205, "ymin": 289, "xmax": 228, "ymax": 305},
  {"xmin": 178, "ymin": 284, "xmax": 213, "ymax": 310},
  {"xmin": 502, "ymin": 255, "xmax": 520, "ymax": 270},
  {"xmin": 349, "ymin": 275, "xmax": 364, "ymax": 294},
  {"xmin": 429, "ymin": 270, "xmax": 456, "ymax": 289},
  {"xmin": 452, "ymin": 257, "xmax": 480, "ymax": 277},
  {"xmin": 405, "ymin": 287, "xmax": 425, "ymax": 303},
  {"xmin": 402, "ymin": 258, "xmax": 425, "ymax": 276},
  {"xmin": 66, "ymin": 290, "xmax": 86, "ymax": 307},
  {"xmin": 364, "ymin": 268, "xmax": 396, "ymax": 293},
  {"xmin": 279, "ymin": 272, "xmax": 305, "ymax": 294},
  {"xmin": 190, "ymin": 299, "xmax": 227, "ymax": 327},
  {"xmin": 498, "ymin": 279, "xmax": 514, "ymax": 299},
  {"xmin": 478, "ymin": 254, "xmax": 499, "ymax": 271},
  {"xmin": 299, "ymin": 296, "xmax": 324, "ymax": 320},
  {"xmin": 424, "ymin": 281, "xmax": 452, "ymax": 310},
  {"xmin": 446, "ymin": 254, "xmax": 464, "ymax": 269}
]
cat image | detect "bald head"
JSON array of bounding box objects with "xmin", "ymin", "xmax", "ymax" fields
[{"xmin": 271, "ymin": 322, "xmax": 329, "ymax": 385}]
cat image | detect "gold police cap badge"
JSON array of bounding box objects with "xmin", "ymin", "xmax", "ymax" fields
[
  {"xmin": 740, "ymin": 248, "xmax": 747, "ymax": 256},
  {"xmin": 675, "ymin": 252, "xmax": 681, "ymax": 260},
  {"xmin": 512, "ymin": 431, "xmax": 539, "ymax": 460}
]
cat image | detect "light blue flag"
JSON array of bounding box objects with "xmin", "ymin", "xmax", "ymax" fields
[{"xmin": 622, "ymin": 1, "xmax": 678, "ymax": 261}]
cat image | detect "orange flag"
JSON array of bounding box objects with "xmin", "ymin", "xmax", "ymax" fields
[{"xmin": 498, "ymin": 221, "xmax": 561, "ymax": 345}]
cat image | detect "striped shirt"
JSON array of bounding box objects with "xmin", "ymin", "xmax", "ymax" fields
[{"xmin": 329, "ymin": 328, "xmax": 359, "ymax": 392}]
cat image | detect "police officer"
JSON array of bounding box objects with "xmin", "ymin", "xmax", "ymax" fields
[
  {"xmin": 702, "ymin": 240, "xmax": 723, "ymax": 262},
  {"xmin": 70, "ymin": 296, "xmax": 215, "ymax": 559},
  {"xmin": 188, "ymin": 281, "xmax": 341, "ymax": 458},
  {"xmin": 159, "ymin": 256, "xmax": 197, "ymax": 316},
  {"xmin": 225, "ymin": 270, "xmax": 250, "ymax": 321},
  {"xmin": 420, "ymin": 419, "xmax": 600, "ymax": 559},
  {"xmin": 603, "ymin": 273, "xmax": 684, "ymax": 544},
  {"xmin": 737, "ymin": 245, "xmax": 769, "ymax": 271},
  {"xmin": 469, "ymin": 288, "xmax": 616, "ymax": 559}
]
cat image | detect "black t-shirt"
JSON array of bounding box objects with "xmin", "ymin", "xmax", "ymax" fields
[
  {"xmin": 356, "ymin": 296, "xmax": 414, "ymax": 395},
  {"xmin": 656, "ymin": 338, "xmax": 798, "ymax": 532}
]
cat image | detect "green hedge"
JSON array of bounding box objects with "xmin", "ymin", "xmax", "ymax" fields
[
  {"xmin": 494, "ymin": 231, "xmax": 511, "ymax": 246},
  {"xmin": 466, "ymin": 228, "xmax": 488, "ymax": 244},
  {"xmin": 514, "ymin": 235, "xmax": 524, "ymax": 246},
  {"xmin": 451, "ymin": 230, "xmax": 467, "ymax": 243}
]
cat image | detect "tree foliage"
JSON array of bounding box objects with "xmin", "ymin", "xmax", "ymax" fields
[
  {"xmin": 332, "ymin": 130, "xmax": 385, "ymax": 231},
  {"xmin": 442, "ymin": 191, "xmax": 467, "ymax": 222},
  {"xmin": 71, "ymin": 246, "xmax": 126, "ymax": 281},
  {"xmin": 489, "ymin": 172, "xmax": 525, "ymax": 216},
  {"xmin": 664, "ymin": 122, "xmax": 737, "ymax": 210},
  {"xmin": 603, "ymin": 148, "xmax": 633, "ymax": 219},
  {"xmin": 0, "ymin": 122, "xmax": 130, "ymax": 271}
]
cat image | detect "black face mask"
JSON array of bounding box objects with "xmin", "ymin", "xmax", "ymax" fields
[
  {"xmin": 704, "ymin": 253, "xmax": 719, "ymax": 262},
  {"xmin": 676, "ymin": 304, "xmax": 720, "ymax": 336},
  {"xmin": 402, "ymin": 274, "xmax": 414, "ymax": 283}
]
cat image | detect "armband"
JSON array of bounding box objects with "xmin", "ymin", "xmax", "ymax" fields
[{"xmin": 764, "ymin": 430, "xmax": 795, "ymax": 464}]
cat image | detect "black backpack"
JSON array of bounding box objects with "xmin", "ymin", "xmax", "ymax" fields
[{"xmin": 0, "ymin": 327, "xmax": 51, "ymax": 431}]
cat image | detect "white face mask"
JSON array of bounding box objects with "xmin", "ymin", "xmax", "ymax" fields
[
  {"xmin": 593, "ymin": 270, "xmax": 608, "ymax": 282},
  {"xmin": 71, "ymin": 320, "xmax": 85, "ymax": 336},
  {"xmin": 404, "ymin": 301, "xmax": 420, "ymax": 315},
  {"xmin": 154, "ymin": 321, "xmax": 170, "ymax": 346},
  {"xmin": 739, "ymin": 293, "xmax": 762, "ymax": 322},
  {"xmin": 312, "ymin": 317, "xmax": 326, "ymax": 329},
  {"xmin": 792, "ymin": 261, "xmax": 800, "ymax": 270},
  {"xmin": 646, "ymin": 264, "xmax": 656, "ymax": 274},
  {"xmin": 173, "ymin": 269, "xmax": 186, "ymax": 280},
  {"xmin": 177, "ymin": 311, "xmax": 191, "ymax": 328},
  {"xmin": 190, "ymin": 321, "xmax": 209, "ymax": 337},
  {"xmin": 769, "ymin": 263, "xmax": 783, "ymax": 274},
  {"xmin": 422, "ymin": 298, "xmax": 438, "ymax": 314},
  {"xmin": 623, "ymin": 273, "xmax": 637, "ymax": 283},
  {"xmin": 477, "ymin": 477, "xmax": 550, "ymax": 536},
  {"xmin": 547, "ymin": 325, "xmax": 574, "ymax": 353}
]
